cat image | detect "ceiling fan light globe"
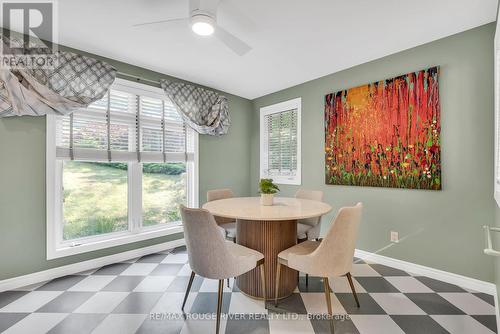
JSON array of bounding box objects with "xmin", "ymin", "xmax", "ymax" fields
[{"xmin": 191, "ymin": 15, "xmax": 215, "ymax": 36}]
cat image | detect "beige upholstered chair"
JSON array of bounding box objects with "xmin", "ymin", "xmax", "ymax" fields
[
  {"xmin": 295, "ymin": 189, "xmax": 324, "ymax": 240},
  {"xmin": 180, "ymin": 206, "xmax": 266, "ymax": 334},
  {"xmin": 275, "ymin": 203, "xmax": 363, "ymax": 316},
  {"xmin": 207, "ymin": 189, "xmax": 237, "ymax": 242}
]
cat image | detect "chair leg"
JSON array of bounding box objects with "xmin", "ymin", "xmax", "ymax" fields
[
  {"xmin": 323, "ymin": 277, "xmax": 333, "ymax": 315},
  {"xmin": 305, "ymin": 273, "xmax": 309, "ymax": 287},
  {"xmin": 181, "ymin": 271, "xmax": 195, "ymax": 312},
  {"xmin": 216, "ymin": 279, "xmax": 224, "ymax": 334},
  {"xmin": 346, "ymin": 272, "xmax": 360, "ymax": 307},
  {"xmin": 227, "ymin": 278, "xmax": 230, "ymax": 288},
  {"xmin": 260, "ymin": 263, "xmax": 267, "ymax": 308},
  {"xmin": 274, "ymin": 262, "xmax": 281, "ymax": 307}
]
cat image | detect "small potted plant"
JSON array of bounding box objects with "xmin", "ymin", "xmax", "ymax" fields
[{"xmin": 259, "ymin": 178, "xmax": 279, "ymax": 206}]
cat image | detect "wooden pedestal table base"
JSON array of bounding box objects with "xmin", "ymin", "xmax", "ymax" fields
[{"xmin": 236, "ymin": 219, "xmax": 297, "ymax": 299}]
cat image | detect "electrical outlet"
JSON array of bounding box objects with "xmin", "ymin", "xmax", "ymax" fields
[{"xmin": 390, "ymin": 231, "xmax": 399, "ymax": 243}]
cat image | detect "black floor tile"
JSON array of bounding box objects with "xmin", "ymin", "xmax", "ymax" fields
[
  {"xmin": 189, "ymin": 292, "xmax": 231, "ymax": 314},
  {"xmin": 391, "ymin": 315, "xmax": 448, "ymax": 334},
  {"xmin": 92, "ymin": 263, "xmax": 131, "ymax": 275},
  {"xmin": 355, "ymin": 277, "xmax": 399, "ymax": 293},
  {"xmin": 0, "ymin": 291, "xmax": 29, "ymax": 308},
  {"xmin": 473, "ymin": 293, "xmax": 495, "ymax": 306},
  {"xmin": 335, "ymin": 293, "xmax": 386, "ymax": 314},
  {"xmin": 36, "ymin": 275, "xmax": 86, "ymax": 291},
  {"xmin": 36, "ymin": 292, "xmax": 94, "ymax": 313},
  {"xmin": 0, "ymin": 313, "xmax": 29, "ymax": 332},
  {"xmin": 369, "ymin": 264, "xmax": 409, "ymax": 276},
  {"xmin": 414, "ymin": 276, "xmax": 466, "ymax": 292},
  {"xmin": 166, "ymin": 276, "xmax": 204, "ymax": 292},
  {"xmin": 268, "ymin": 293, "xmax": 308, "ymax": 314},
  {"xmin": 225, "ymin": 315, "xmax": 269, "ymax": 334},
  {"xmin": 471, "ymin": 315, "xmax": 498, "ymax": 333},
  {"xmin": 137, "ymin": 254, "xmax": 168, "ymax": 263},
  {"xmin": 136, "ymin": 318, "xmax": 184, "ymax": 334},
  {"xmin": 102, "ymin": 276, "xmax": 146, "ymax": 292},
  {"xmin": 112, "ymin": 292, "xmax": 163, "ymax": 314},
  {"xmin": 47, "ymin": 313, "xmax": 106, "ymax": 334},
  {"xmin": 310, "ymin": 317, "xmax": 360, "ymax": 334},
  {"xmin": 298, "ymin": 276, "xmax": 328, "ymax": 293},
  {"xmin": 405, "ymin": 293, "xmax": 465, "ymax": 315}
]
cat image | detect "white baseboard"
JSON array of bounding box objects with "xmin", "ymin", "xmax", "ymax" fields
[
  {"xmin": 0, "ymin": 238, "xmax": 186, "ymax": 292},
  {"xmin": 355, "ymin": 248, "xmax": 497, "ymax": 295}
]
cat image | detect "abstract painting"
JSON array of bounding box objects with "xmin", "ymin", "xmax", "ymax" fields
[{"xmin": 324, "ymin": 67, "xmax": 441, "ymax": 190}]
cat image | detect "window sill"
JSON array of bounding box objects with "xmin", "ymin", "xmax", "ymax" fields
[{"xmin": 47, "ymin": 224, "xmax": 183, "ymax": 260}]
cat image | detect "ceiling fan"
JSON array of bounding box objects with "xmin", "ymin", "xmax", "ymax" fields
[{"xmin": 133, "ymin": 0, "xmax": 252, "ymax": 56}]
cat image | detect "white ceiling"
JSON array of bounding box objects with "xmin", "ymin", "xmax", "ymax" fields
[{"xmin": 57, "ymin": 0, "xmax": 498, "ymax": 99}]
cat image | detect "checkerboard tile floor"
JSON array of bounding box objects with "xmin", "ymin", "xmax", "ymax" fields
[{"xmin": 0, "ymin": 246, "xmax": 496, "ymax": 334}]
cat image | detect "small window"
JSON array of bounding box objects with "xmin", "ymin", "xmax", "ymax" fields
[{"xmin": 260, "ymin": 98, "xmax": 301, "ymax": 185}]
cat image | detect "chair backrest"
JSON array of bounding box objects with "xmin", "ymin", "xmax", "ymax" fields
[
  {"xmin": 180, "ymin": 205, "xmax": 238, "ymax": 279},
  {"xmin": 207, "ymin": 188, "xmax": 234, "ymax": 202},
  {"xmin": 295, "ymin": 189, "xmax": 324, "ymax": 227},
  {"xmin": 310, "ymin": 203, "xmax": 363, "ymax": 277}
]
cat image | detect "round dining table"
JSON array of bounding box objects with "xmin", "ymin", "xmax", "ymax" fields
[{"xmin": 202, "ymin": 197, "xmax": 332, "ymax": 300}]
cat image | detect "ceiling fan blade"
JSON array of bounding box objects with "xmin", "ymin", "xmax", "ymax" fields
[
  {"xmin": 132, "ymin": 17, "xmax": 189, "ymax": 30},
  {"xmin": 214, "ymin": 26, "xmax": 251, "ymax": 56}
]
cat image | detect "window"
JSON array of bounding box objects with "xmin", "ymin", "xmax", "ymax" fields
[
  {"xmin": 260, "ymin": 98, "xmax": 301, "ymax": 185},
  {"xmin": 46, "ymin": 78, "xmax": 198, "ymax": 259}
]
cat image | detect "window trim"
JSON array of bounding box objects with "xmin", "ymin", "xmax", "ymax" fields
[
  {"xmin": 495, "ymin": 19, "xmax": 500, "ymax": 207},
  {"xmin": 46, "ymin": 80, "xmax": 199, "ymax": 260},
  {"xmin": 259, "ymin": 97, "xmax": 302, "ymax": 185}
]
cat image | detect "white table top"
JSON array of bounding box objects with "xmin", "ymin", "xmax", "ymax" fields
[{"xmin": 202, "ymin": 197, "xmax": 332, "ymax": 221}]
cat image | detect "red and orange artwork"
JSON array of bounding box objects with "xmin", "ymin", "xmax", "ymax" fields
[{"xmin": 324, "ymin": 67, "xmax": 441, "ymax": 190}]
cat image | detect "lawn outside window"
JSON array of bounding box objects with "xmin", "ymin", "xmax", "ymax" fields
[{"xmin": 46, "ymin": 79, "xmax": 198, "ymax": 259}]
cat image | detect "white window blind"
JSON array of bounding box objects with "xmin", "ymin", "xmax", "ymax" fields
[
  {"xmin": 56, "ymin": 84, "xmax": 194, "ymax": 163},
  {"xmin": 260, "ymin": 98, "xmax": 301, "ymax": 185}
]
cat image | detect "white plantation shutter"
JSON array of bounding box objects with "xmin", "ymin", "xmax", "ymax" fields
[
  {"xmin": 260, "ymin": 98, "xmax": 301, "ymax": 185},
  {"xmin": 56, "ymin": 81, "xmax": 194, "ymax": 163}
]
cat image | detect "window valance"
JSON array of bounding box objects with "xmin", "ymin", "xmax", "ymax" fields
[
  {"xmin": 160, "ymin": 79, "xmax": 230, "ymax": 136},
  {"xmin": 0, "ymin": 37, "xmax": 116, "ymax": 117}
]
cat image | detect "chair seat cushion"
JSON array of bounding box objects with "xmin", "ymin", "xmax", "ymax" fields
[
  {"xmin": 221, "ymin": 222, "xmax": 236, "ymax": 238},
  {"xmin": 297, "ymin": 222, "xmax": 312, "ymax": 240},
  {"xmin": 226, "ymin": 241, "xmax": 264, "ymax": 276},
  {"xmin": 278, "ymin": 240, "xmax": 320, "ymax": 266}
]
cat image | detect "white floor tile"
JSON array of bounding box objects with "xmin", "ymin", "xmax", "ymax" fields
[
  {"xmin": 3, "ymin": 313, "xmax": 67, "ymax": 334},
  {"xmin": 74, "ymin": 292, "xmax": 129, "ymax": 314},
  {"xmin": 370, "ymin": 293, "xmax": 425, "ymax": 315},
  {"xmin": 120, "ymin": 263, "xmax": 158, "ymax": 276},
  {"xmin": 162, "ymin": 253, "xmax": 189, "ymax": 264},
  {"xmin": 384, "ymin": 276, "xmax": 434, "ymax": 293},
  {"xmin": 150, "ymin": 292, "xmax": 197, "ymax": 314},
  {"xmin": 133, "ymin": 276, "xmax": 176, "ymax": 292},
  {"xmin": 350, "ymin": 315, "xmax": 405, "ymax": 334},
  {"xmin": 68, "ymin": 276, "xmax": 116, "ymax": 291},
  {"xmin": 438, "ymin": 293, "xmax": 496, "ymax": 315},
  {"xmin": 431, "ymin": 315, "xmax": 495, "ymax": 334},
  {"xmin": 300, "ymin": 292, "xmax": 346, "ymax": 315},
  {"xmin": 178, "ymin": 263, "xmax": 192, "ymax": 276},
  {"xmin": 351, "ymin": 264, "xmax": 381, "ymax": 277},
  {"xmin": 329, "ymin": 276, "xmax": 366, "ymax": 293},
  {"xmin": 268, "ymin": 314, "xmax": 315, "ymax": 334},
  {"xmin": 91, "ymin": 314, "xmax": 146, "ymax": 334},
  {"xmin": 0, "ymin": 291, "xmax": 63, "ymax": 313},
  {"xmin": 228, "ymin": 292, "xmax": 267, "ymax": 314}
]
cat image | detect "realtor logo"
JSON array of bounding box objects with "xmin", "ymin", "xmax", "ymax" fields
[{"xmin": 0, "ymin": 0, "xmax": 57, "ymax": 68}]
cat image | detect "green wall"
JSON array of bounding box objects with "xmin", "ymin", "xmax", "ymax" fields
[
  {"xmin": 251, "ymin": 23, "xmax": 496, "ymax": 282},
  {"xmin": 0, "ymin": 47, "xmax": 253, "ymax": 281}
]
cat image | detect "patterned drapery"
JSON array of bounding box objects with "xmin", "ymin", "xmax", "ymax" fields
[
  {"xmin": 0, "ymin": 37, "xmax": 116, "ymax": 117},
  {"xmin": 160, "ymin": 79, "xmax": 230, "ymax": 136}
]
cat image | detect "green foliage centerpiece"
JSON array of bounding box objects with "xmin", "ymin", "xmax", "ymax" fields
[{"xmin": 259, "ymin": 178, "xmax": 279, "ymax": 206}]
